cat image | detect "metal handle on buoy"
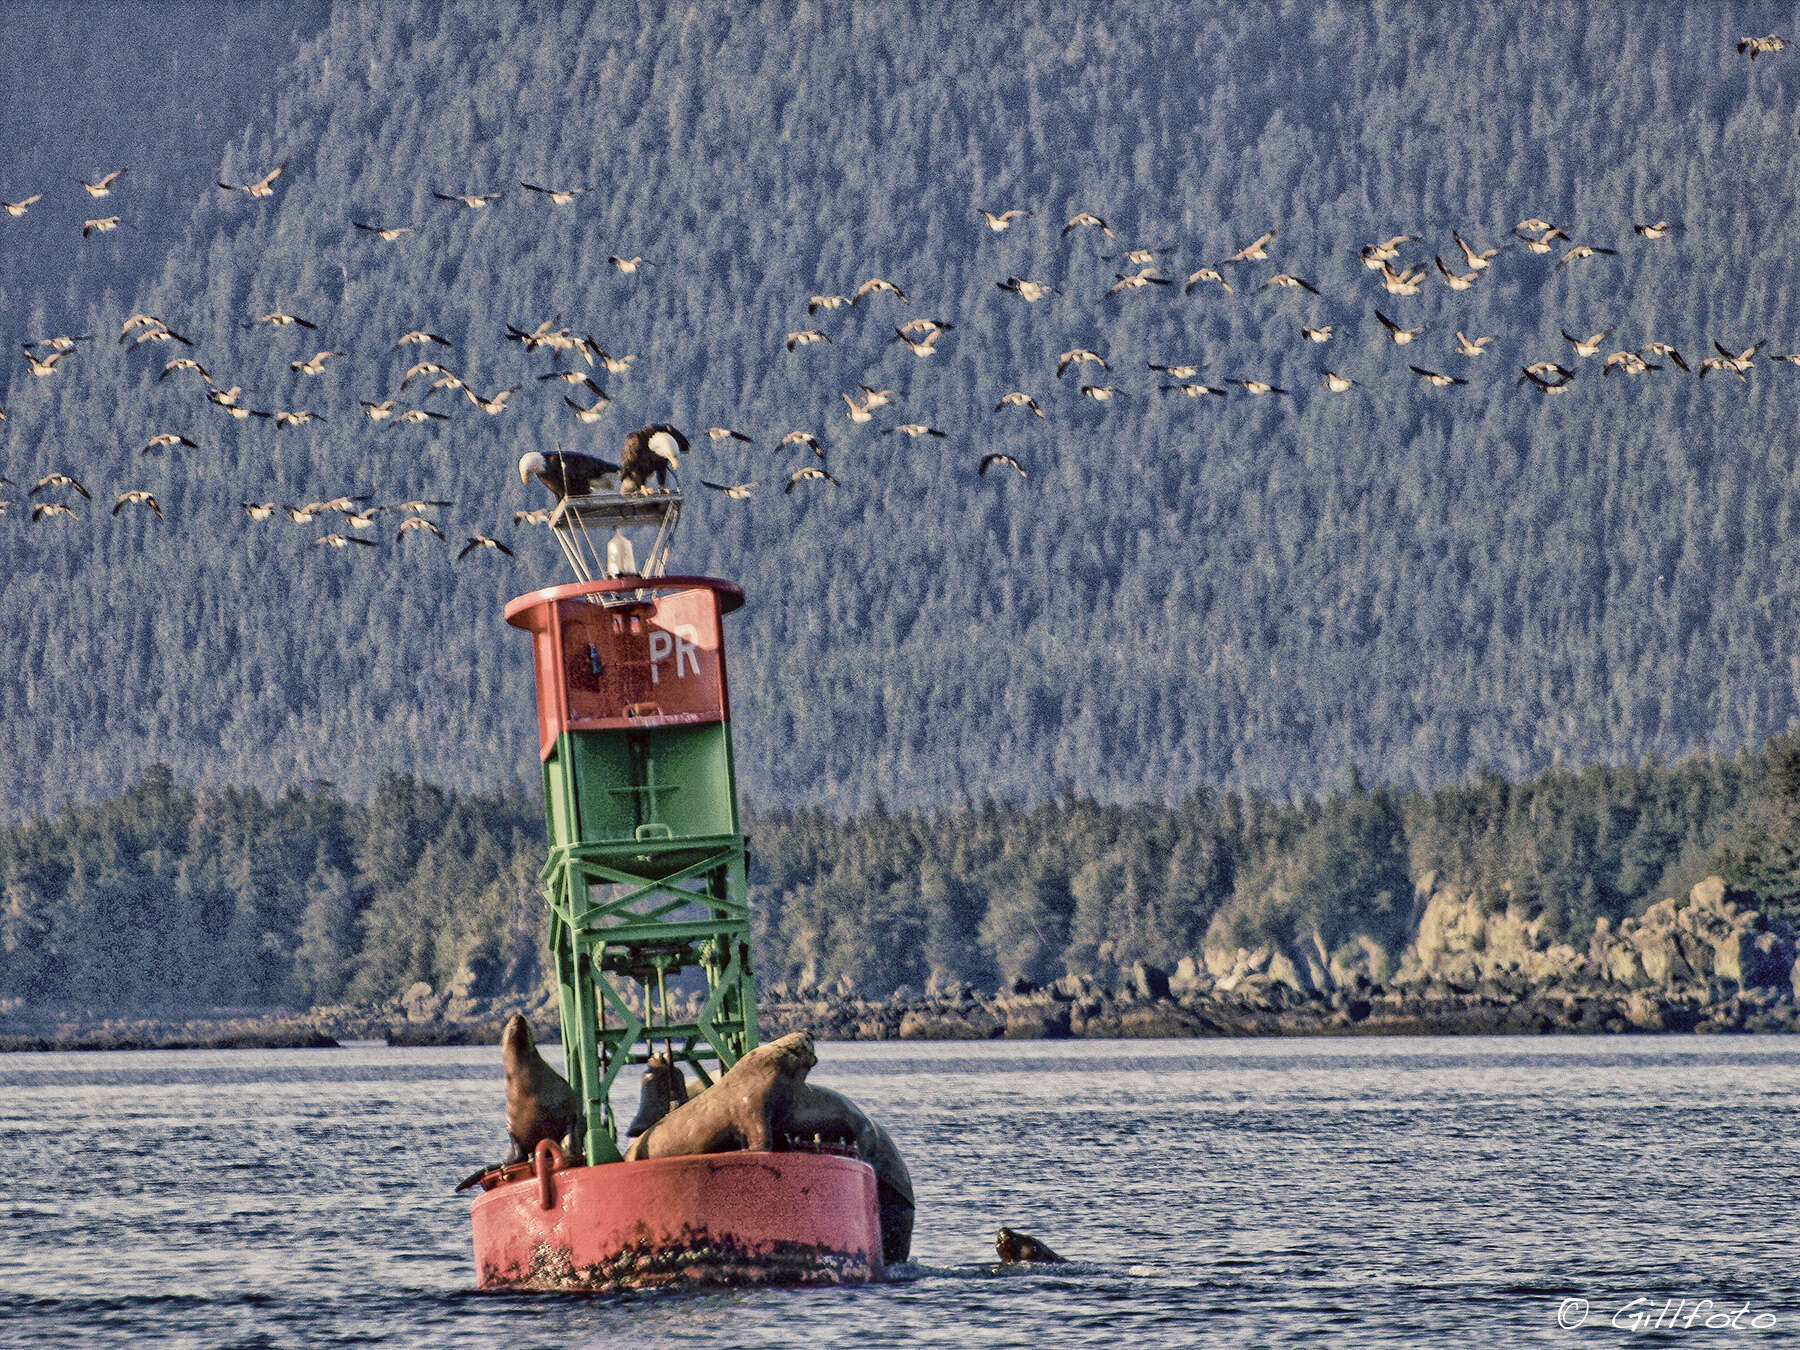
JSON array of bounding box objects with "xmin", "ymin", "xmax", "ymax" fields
[{"xmin": 535, "ymin": 1139, "xmax": 560, "ymax": 1209}]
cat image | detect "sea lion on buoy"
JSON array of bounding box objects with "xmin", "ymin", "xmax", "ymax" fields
[
  {"xmin": 502, "ymin": 1015, "xmax": 579, "ymax": 1164},
  {"xmin": 996, "ymin": 1227, "xmax": 1066, "ymax": 1264},
  {"xmin": 623, "ymin": 1030, "xmax": 817, "ymax": 1161},
  {"xmin": 786, "ymin": 1083, "xmax": 915, "ymax": 1265},
  {"xmin": 625, "ymin": 1052, "xmax": 701, "ymax": 1137}
]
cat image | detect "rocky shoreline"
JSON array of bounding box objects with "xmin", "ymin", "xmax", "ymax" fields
[{"xmin": 8, "ymin": 877, "xmax": 1799, "ymax": 1051}]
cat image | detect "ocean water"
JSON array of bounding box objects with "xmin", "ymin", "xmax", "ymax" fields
[{"xmin": 3, "ymin": 1035, "xmax": 1799, "ymax": 1347}]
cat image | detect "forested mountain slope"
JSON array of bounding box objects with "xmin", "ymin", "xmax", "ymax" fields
[{"xmin": 5, "ymin": 3, "xmax": 1800, "ymax": 818}]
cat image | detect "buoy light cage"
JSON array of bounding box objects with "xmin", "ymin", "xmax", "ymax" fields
[{"xmin": 541, "ymin": 487, "xmax": 683, "ymax": 587}]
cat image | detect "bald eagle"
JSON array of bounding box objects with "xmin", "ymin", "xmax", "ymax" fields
[
  {"xmin": 519, "ymin": 449, "xmax": 621, "ymax": 499},
  {"xmin": 618, "ymin": 424, "xmax": 686, "ymax": 494}
]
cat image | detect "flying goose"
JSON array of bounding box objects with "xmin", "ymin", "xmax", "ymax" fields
[
  {"xmin": 897, "ymin": 317, "xmax": 955, "ymax": 337},
  {"xmin": 1453, "ymin": 231, "xmax": 1509, "ymax": 270},
  {"xmin": 785, "ymin": 329, "xmax": 831, "ymax": 351},
  {"xmin": 206, "ymin": 385, "xmax": 243, "ymax": 407},
  {"xmin": 1260, "ymin": 272, "xmax": 1320, "ymax": 295},
  {"xmin": 1632, "ymin": 220, "xmax": 1678, "ymax": 239},
  {"xmin": 501, "ymin": 317, "xmax": 565, "ymax": 350},
  {"xmin": 884, "ymin": 424, "xmax": 947, "ymax": 438},
  {"xmin": 608, "ymin": 255, "xmax": 648, "ymax": 274},
  {"xmin": 82, "ymin": 216, "xmax": 124, "ymax": 238},
  {"xmin": 434, "ymin": 190, "xmax": 503, "ymax": 208},
  {"xmin": 23, "ymin": 349, "xmax": 69, "ymax": 376},
  {"xmin": 1232, "ymin": 378, "xmax": 1287, "ymax": 396},
  {"xmin": 394, "ymin": 499, "xmax": 454, "ymax": 514},
  {"xmin": 700, "ymin": 480, "xmax": 758, "ymax": 498},
  {"xmin": 996, "ymin": 276, "xmax": 1059, "ymax": 301},
  {"xmin": 394, "ymin": 330, "xmax": 452, "ymax": 348},
  {"xmin": 1563, "ymin": 329, "xmax": 1611, "ymax": 358},
  {"xmin": 565, "ymin": 394, "xmax": 612, "ymax": 423},
  {"xmin": 1376, "ymin": 261, "xmax": 1426, "ymax": 295},
  {"xmin": 457, "ymin": 536, "xmax": 514, "ymax": 558},
  {"xmin": 159, "ymin": 357, "xmax": 211, "ymax": 382},
  {"xmin": 1699, "ymin": 340, "xmax": 1760, "ymax": 380},
  {"xmin": 1409, "ymin": 365, "xmax": 1468, "ymax": 388},
  {"xmin": 1056, "ymin": 349, "xmax": 1107, "ymax": 377},
  {"xmin": 315, "ymin": 533, "xmax": 377, "ymax": 549},
  {"xmin": 78, "ymin": 169, "xmax": 126, "ymax": 197},
  {"xmin": 246, "ymin": 311, "xmax": 316, "ymax": 330},
  {"xmin": 242, "ymin": 502, "xmax": 279, "ymax": 520},
  {"xmin": 808, "ymin": 294, "xmax": 853, "ymax": 313},
  {"xmin": 22, "ymin": 333, "xmax": 90, "ymax": 353},
  {"xmin": 1148, "ymin": 362, "xmax": 1205, "ymax": 377},
  {"xmin": 1642, "ymin": 342, "xmax": 1689, "ymax": 372},
  {"xmin": 31, "ymin": 503, "xmax": 77, "ymax": 521},
  {"xmin": 112, "ymin": 491, "xmax": 163, "ymax": 517},
  {"xmin": 893, "ymin": 327, "xmax": 943, "ymax": 355},
  {"xmin": 1374, "ymin": 310, "xmax": 1425, "ymax": 344},
  {"xmin": 1161, "ymin": 382, "xmax": 1227, "ymax": 397},
  {"xmin": 854, "ymin": 277, "xmax": 908, "ymax": 304},
  {"xmin": 465, "ymin": 386, "xmax": 519, "ymax": 414},
  {"xmin": 1081, "ymin": 386, "xmax": 1122, "ymax": 403},
  {"xmin": 1301, "ymin": 325, "xmax": 1334, "ymax": 343},
  {"xmin": 139, "ymin": 433, "xmax": 198, "ymax": 455},
  {"xmin": 994, "ymin": 392, "xmax": 1044, "ymax": 417},
  {"xmin": 859, "ymin": 386, "xmax": 898, "ymax": 408},
  {"xmin": 1107, "ymin": 247, "xmax": 1166, "ymax": 264},
  {"xmin": 1517, "ymin": 226, "xmax": 1569, "ymax": 255},
  {"xmin": 779, "ymin": 430, "xmax": 825, "ymax": 457},
  {"xmin": 979, "ymin": 454, "xmax": 1026, "ymax": 477},
  {"xmin": 353, "ymin": 221, "xmax": 413, "ymax": 240},
  {"xmin": 1602, "ymin": 351, "xmax": 1661, "ymax": 376},
  {"xmin": 978, "ymin": 208, "xmax": 1031, "ymax": 231},
  {"xmin": 290, "ymin": 351, "xmax": 343, "ymax": 375},
  {"xmin": 520, "ymin": 182, "xmax": 586, "ymax": 203},
  {"xmin": 219, "ymin": 161, "xmax": 287, "ymax": 196},
  {"xmin": 1738, "ymin": 34, "xmax": 1792, "ymax": 58},
  {"xmin": 285, "ymin": 504, "xmax": 321, "ymax": 523},
  {"xmin": 785, "ymin": 466, "xmax": 839, "ymax": 493},
  {"xmin": 361, "ymin": 400, "xmax": 398, "ymax": 420},
  {"xmin": 263, "ymin": 409, "xmax": 325, "ymax": 428},
  {"xmin": 1224, "ymin": 229, "xmax": 1277, "ymax": 263},
  {"xmin": 1359, "ymin": 234, "xmax": 1417, "ymax": 266},
  {"xmin": 1110, "ymin": 269, "xmax": 1171, "ymax": 294},
  {"xmin": 1183, "ymin": 267, "xmax": 1233, "ymax": 295},
  {"xmin": 343, "ymin": 507, "xmax": 382, "ymax": 529},
  {"xmin": 120, "ymin": 313, "xmax": 171, "ymax": 340},
  {"xmin": 1557, "ymin": 244, "xmax": 1616, "ymax": 267},
  {"xmin": 396, "ymin": 517, "xmax": 446, "ymax": 541},
  {"xmin": 429, "ymin": 374, "xmax": 466, "ymax": 396},
  {"xmin": 1515, "ymin": 217, "xmax": 1557, "ymax": 234},
  {"xmin": 701, "ymin": 426, "xmax": 754, "ymax": 442},
  {"xmin": 842, "ymin": 393, "xmax": 876, "ymax": 423},
  {"xmin": 589, "ymin": 346, "xmax": 636, "ymax": 374},
  {"xmin": 31, "ymin": 472, "xmax": 89, "ymax": 498},
  {"xmin": 1518, "ymin": 364, "xmax": 1575, "ymax": 392},
  {"xmin": 129, "ymin": 324, "xmax": 192, "ymax": 347},
  {"xmin": 1322, "ymin": 371, "xmax": 1356, "ymax": 392},
  {"xmin": 1435, "ymin": 256, "xmax": 1478, "ymax": 290},
  {"xmin": 1061, "ymin": 212, "xmax": 1113, "ymax": 238},
  {"xmin": 2, "ymin": 193, "xmax": 43, "ymax": 217},
  {"xmin": 402, "ymin": 360, "xmax": 455, "ymax": 388},
  {"xmin": 1454, "ymin": 332, "xmax": 1498, "ymax": 357},
  {"xmin": 394, "ymin": 408, "xmax": 450, "ymax": 424},
  {"xmin": 538, "ymin": 372, "xmax": 608, "ymax": 401},
  {"xmin": 512, "ymin": 508, "xmax": 551, "ymax": 525}
]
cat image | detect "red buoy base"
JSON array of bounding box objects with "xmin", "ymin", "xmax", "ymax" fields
[{"xmin": 470, "ymin": 1147, "xmax": 885, "ymax": 1291}]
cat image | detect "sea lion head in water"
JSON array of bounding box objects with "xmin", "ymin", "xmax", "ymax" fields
[
  {"xmin": 996, "ymin": 1227, "xmax": 1066, "ymax": 1264},
  {"xmin": 502, "ymin": 1014, "xmax": 580, "ymax": 1164},
  {"xmin": 625, "ymin": 1052, "xmax": 696, "ymax": 1137}
]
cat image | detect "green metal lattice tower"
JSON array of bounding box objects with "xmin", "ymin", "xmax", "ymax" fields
[{"xmin": 504, "ymin": 492, "xmax": 757, "ymax": 1164}]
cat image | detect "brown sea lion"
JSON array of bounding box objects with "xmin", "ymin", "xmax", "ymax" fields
[
  {"xmin": 502, "ymin": 1014, "xmax": 579, "ymax": 1164},
  {"xmin": 625, "ymin": 1052, "xmax": 698, "ymax": 1137},
  {"xmin": 996, "ymin": 1227, "xmax": 1066, "ymax": 1264},
  {"xmin": 787, "ymin": 1083, "xmax": 915, "ymax": 1266},
  {"xmin": 623, "ymin": 1030, "xmax": 817, "ymax": 1161}
]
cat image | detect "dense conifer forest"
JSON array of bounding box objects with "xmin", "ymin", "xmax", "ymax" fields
[
  {"xmin": 7, "ymin": 4, "xmax": 1800, "ymax": 823},
  {"xmin": 6, "ymin": 735, "xmax": 1798, "ymax": 1013}
]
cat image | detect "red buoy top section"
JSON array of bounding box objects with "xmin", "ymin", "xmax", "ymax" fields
[{"xmin": 505, "ymin": 577, "xmax": 744, "ymax": 759}]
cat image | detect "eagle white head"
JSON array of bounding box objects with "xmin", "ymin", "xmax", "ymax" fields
[
  {"xmin": 518, "ymin": 451, "xmax": 547, "ymax": 484},
  {"xmin": 646, "ymin": 430, "xmax": 681, "ymax": 468}
]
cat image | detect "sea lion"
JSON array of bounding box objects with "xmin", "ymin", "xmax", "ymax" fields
[
  {"xmin": 502, "ymin": 1014, "xmax": 579, "ymax": 1164},
  {"xmin": 996, "ymin": 1227, "xmax": 1066, "ymax": 1264},
  {"xmin": 786, "ymin": 1083, "xmax": 915, "ymax": 1266},
  {"xmin": 625, "ymin": 1052, "xmax": 698, "ymax": 1137},
  {"xmin": 624, "ymin": 1030, "xmax": 818, "ymax": 1160}
]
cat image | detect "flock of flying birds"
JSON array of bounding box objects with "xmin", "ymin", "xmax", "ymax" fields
[{"xmin": 4, "ymin": 29, "xmax": 1797, "ymax": 546}]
